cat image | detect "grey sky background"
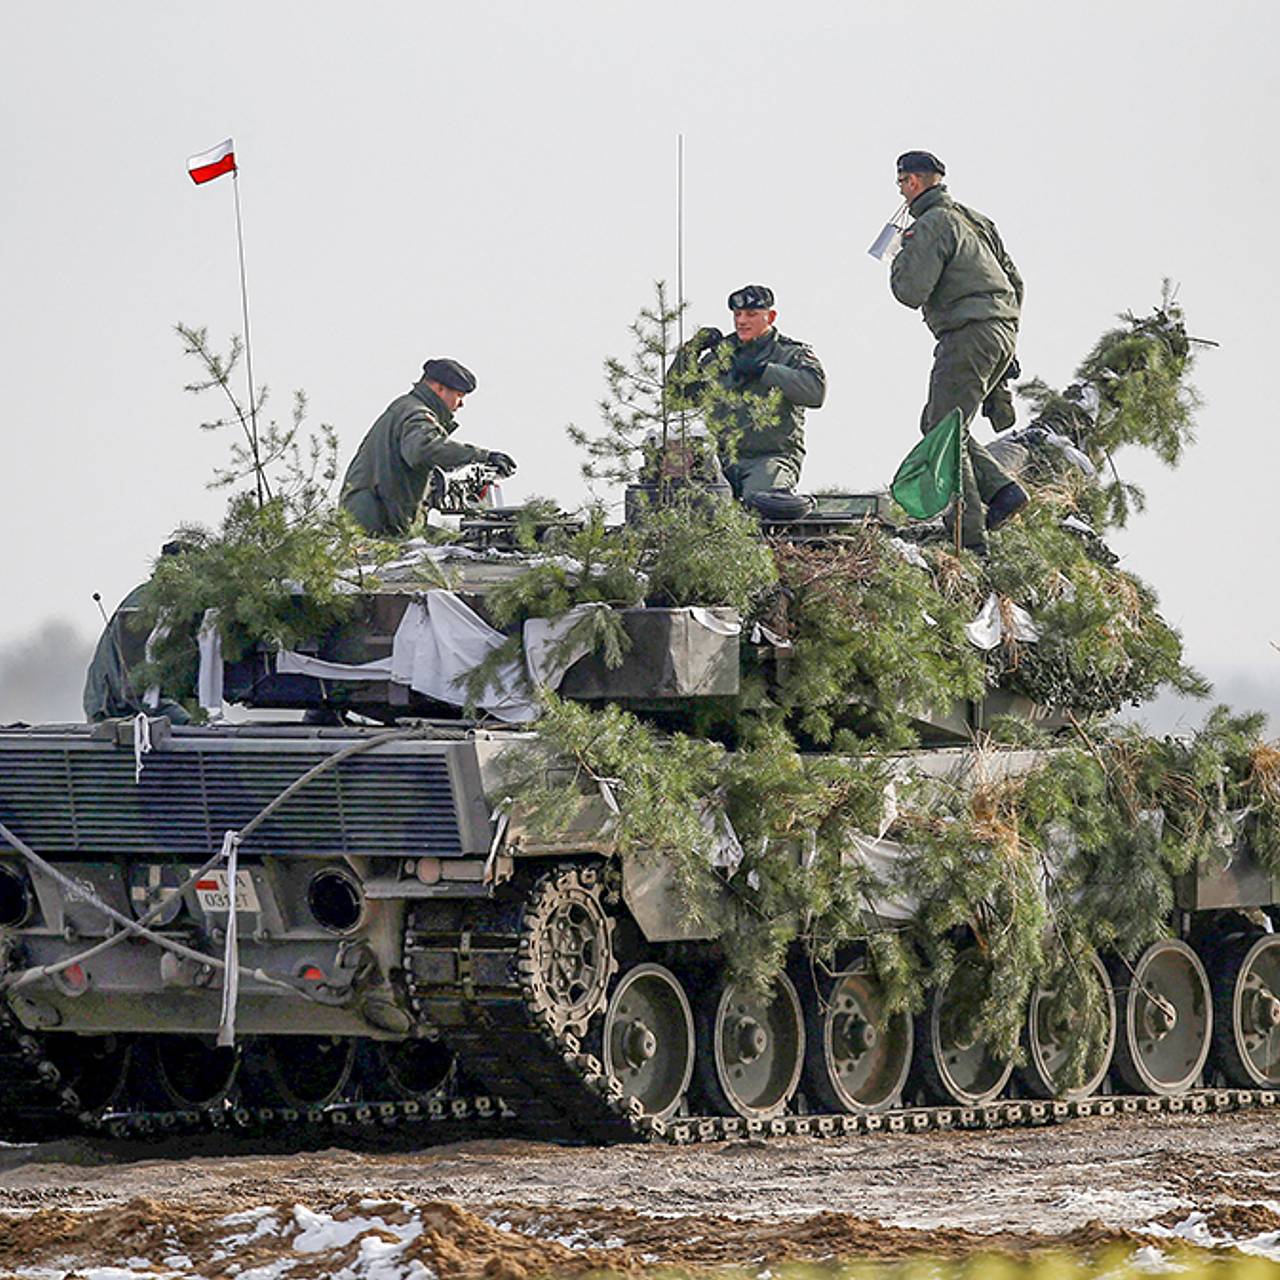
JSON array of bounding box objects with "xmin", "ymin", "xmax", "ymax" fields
[{"xmin": 2, "ymin": 1, "xmax": 1276, "ymax": 728}]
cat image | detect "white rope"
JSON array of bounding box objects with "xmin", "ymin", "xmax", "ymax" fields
[
  {"xmin": 133, "ymin": 713, "xmax": 152, "ymax": 783},
  {"xmin": 1, "ymin": 727, "xmax": 426, "ymax": 1026},
  {"xmin": 216, "ymin": 830, "xmax": 242, "ymax": 1047}
]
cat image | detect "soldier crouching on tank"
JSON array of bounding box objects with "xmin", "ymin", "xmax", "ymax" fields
[
  {"xmin": 889, "ymin": 151, "xmax": 1028, "ymax": 552},
  {"xmin": 670, "ymin": 285, "xmax": 826, "ymax": 503},
  {"xmin": 340, "ymin": 358, "xmax": 517, "ymax": 537}
]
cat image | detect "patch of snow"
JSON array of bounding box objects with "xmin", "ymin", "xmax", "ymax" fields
[
  {"xmin": 236, "ymin": 1261, "xmax": 295, "ymax": 1280},
  {"xmin": 1127, "ymin": 1245, "xmax": 1179, "ymax": 1273},
  {"xmin": 1237, "ymin": 1230, "xmax": 1280, "ymax": 1261},
  {"xmin": 82, "ymin": 1271, "xmax": 171, "ymax": 1280},
  {"xmin": 221, "ymin": 1206, "xmax": 280, "ymax": 1227},
  {"xmin": 213, "ymin": 1210, "xmax": 282, "ymax": 1261},
  {"xmin": 1147, "ymin": 1211, "xmax": 1280, "ymax": 1264},
  {"xmin": 291, "ymin": 1203, "xmax": 423, "ymax": 1256}
]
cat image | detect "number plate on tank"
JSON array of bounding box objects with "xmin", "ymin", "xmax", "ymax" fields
[{"xmin": 194, "ymin": 870, "xmax": 261, "ymax": 913}]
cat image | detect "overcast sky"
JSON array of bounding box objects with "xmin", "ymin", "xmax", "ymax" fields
[{"xmin": 2, "ymin": 1, "xmax": 1276, "ymax": 726}]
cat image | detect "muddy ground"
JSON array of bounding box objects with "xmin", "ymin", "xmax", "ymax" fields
[{"xmin": 1, "ymin": 1111, "xmax": 1278, "ymax": 1276}]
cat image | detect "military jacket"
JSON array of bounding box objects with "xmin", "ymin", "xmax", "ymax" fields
[
  {"xmin": 340, "ymin": 381, "xmax": 487, "ymax": 535},
  {"xmin": 891, "ymin": 186, "xmax": 1023, "ymax": 337},
  {"xmin": 682, "ymin": 329, "xmax": 826, "ymax": 464}
]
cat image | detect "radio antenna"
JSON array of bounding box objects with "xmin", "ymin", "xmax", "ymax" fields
[
  {"xmin": 677, "ymin": 133, "xmax": 685, "ymax": 353},
  {"xmin": 676, "ymin": 133, "xmax": 688, "ymax": 461}
]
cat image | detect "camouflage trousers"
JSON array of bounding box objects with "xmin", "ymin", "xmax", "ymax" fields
[
  {"xmin": 722, "ymin": 453, "xmax": 801, "ymax": 501},
  {"xmin": 919, "ymin": 318, "xmax": 1018, "ymax": 549}
]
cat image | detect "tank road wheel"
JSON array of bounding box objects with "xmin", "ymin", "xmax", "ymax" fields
[
  {"xmin": 519, "ymin": 863, "xmax": 617, "ymax": 1038},
  {"xmin": 1020, "ymin": 950, "xmax": 1117, "ymax": 1100},
  {"xmin": 599, "ymin": 963, "xmax": 695, "ymax": 1121},
  {"xmin": 359, "ymin": 1038, "xmax": 455, "ymax": 1101},
  {"xmin": 241, "ymin": 1036, "xmax": 357, "ymax": 1108},
  {"xmin": 137, "ymin": 1035, "xmax": 239, "ymax": 1110},
  {"xmin": 1110, "ymin": 939, "xmax": 1212, "ymax": 1095},
  {"xmin": 1211, "ymin": 933, "xmax": 1280, "ymax": 1087},
  {"xmin": 914, "ymin": 950, "xmax": 1014, "ymax": 1105},
  {"xmin": 695, "ymin": 973, "xmax": 805, "ymax": 1120},
  {"xmin": 801, "ymin": 964, "xmax": 912, "ymax": 1112},
  {"xmin": 44, "ymin": 1033, "xmax": 133, "ymax": 1112}
]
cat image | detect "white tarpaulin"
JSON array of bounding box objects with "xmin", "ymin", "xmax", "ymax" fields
[
  {"xmin": 261, "ymin": 592, "xmax": 742, "ymax": 723},
  {"xmin": 964, "ymin": 592, "xmax": 1042, "ymax": 650},
  {"xmin": 889, "ymin": 537, "xmax": 930, "ymax": 570},
  {"xmin": 390, "ymin": 593, "xmax": 537, "ymax": 722},
  {"xmin": 841, "ymin": 833, "xmax": 917, "ymax": 922},
  {"xmin": 268, "ymin": 591, "xmax": 538, "ymax": 722},
  {"xmin": 197, "ymin": 608, "xmax": 224, "ymax": 714},
  {"xmin": 523, "ymin": 603, "xmax": 614, "ymax": 690},
  {"xmin": 275, "ymin": 652, "xmax": 392, "ymax": 681},
  {"xmin": 689, "ymin": 607, "xmax": 742, "ymax": 637}
]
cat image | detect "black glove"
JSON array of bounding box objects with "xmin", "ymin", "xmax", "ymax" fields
[
  {"xmin": 485, "ymin": 450, "xmax": 517, "ymax": 478},
  {"xmin": 694, "ymin": 326, "xmax": 723, "ymax": 351},
  {"xmin": 730, "ymin": 343, "xmax": 771, "ymax": 387},
  {"xmin": 1001, "ymin": 355, "xmax": 1021, "ymax": 383}
]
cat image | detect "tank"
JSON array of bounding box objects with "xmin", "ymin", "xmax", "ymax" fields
[
  {"xmin": 0, "ymin": 488, "xmax": 1275, "ymax": 1147},
  {"xmin": 4, "ymin": 297, "xmax": 1270, "ymax": 1146}
]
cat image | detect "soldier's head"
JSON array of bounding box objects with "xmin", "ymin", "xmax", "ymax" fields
[
  {"xmin": 727, "ymin": 284, "xmax": 776, "ymax": 344},
  {"xmin": 421, "ymin": 358, "xmax": 477, "ymax": 412},
  {"xmin": 896, "ymin": 151, "xmax": 945, "ymax": 203}
]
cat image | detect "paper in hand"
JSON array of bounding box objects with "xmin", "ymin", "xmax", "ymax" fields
[{"xmin": 868, "ymin": 221, "xmax": 903, "ymax": 262}]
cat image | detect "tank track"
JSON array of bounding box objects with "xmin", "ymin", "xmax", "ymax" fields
[
  {"xmin": 0, "ymin": 999, "xmax": 86, "ymax": 1142},
  {"xmin": 403, "ymin": 862, "xmax": 1280, "ymax": 1144},
  {"xmin": 4, "ymin": 1014, "xmax": 1277, "ymax": 1148},
  {"xmin": 5, "ymin": 860, "xmax": 1280, "ymax": 1148},
  {"xmin": 404, "ymin": 862, "xmax": 644, "ymax": 1142},
  {"xmin": 0, "ymin": 1009, "xmax": 513, "ymax": 1147}
]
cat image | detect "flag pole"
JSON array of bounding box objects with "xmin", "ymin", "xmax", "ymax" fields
[
  {"xmin": 231, "ymin": 167, "xmax": 264, "ymax": 507},
  {"xmin": 953, "ymin": 418, "xmax": 965, "ymax": 556}
]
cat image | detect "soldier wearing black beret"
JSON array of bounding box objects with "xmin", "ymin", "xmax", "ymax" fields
[
  {"xmin": 340, "ymin": 358, "xmax": 517, "ymax": 536},
  {"xmin": 670, "ymin": 283, "xmax": 826, "ymax": 501},
  {"xmin": 888, "ymin": 150, "xmax": 1028, "ymax": 551}
]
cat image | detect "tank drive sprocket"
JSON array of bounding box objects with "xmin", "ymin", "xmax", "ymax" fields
[{"xmin": 517, "ymin": 861, "xmax": 618, "ymax": 1038}]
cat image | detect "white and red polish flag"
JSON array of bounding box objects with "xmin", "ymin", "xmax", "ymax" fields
[{"xmin": 187, "ymin": 138, "xmax": 236, "ymax": 185}]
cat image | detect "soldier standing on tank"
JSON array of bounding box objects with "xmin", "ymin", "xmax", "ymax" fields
[
  {"xmin": 340, "ymin": 358, "xmax": 517, "ymax": 537},
  {"xmin": 889, "ymin": 151, "xmax": 1029, "ymax": 551},
  {"xmin": 672, "ymin": 285, "xmax": 826, "ymax": 502}
]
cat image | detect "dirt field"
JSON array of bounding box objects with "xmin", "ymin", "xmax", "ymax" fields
[{"xmin": 2, "ymin": 1111, "xmax": 1278, "ymax": 1277}]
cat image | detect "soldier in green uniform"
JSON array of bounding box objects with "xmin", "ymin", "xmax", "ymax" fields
[
  {"xmin": 673, "ymin": 285, "xmax": 826, "ymax": 502},
  {"xmin": 889, "ymin": 151, "xmax": 1028, "ymax": 550},
  {"xmin": 83, "ymin": 543, "xmax": 192, "ymax": 723},
  {"xmin": 340, "ymin": 358, "xmax": 517, "ymax": 537}
]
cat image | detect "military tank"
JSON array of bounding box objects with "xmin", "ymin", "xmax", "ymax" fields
[
  {"xmin": 4, "ymin": 288, "xmax": 1273, "ymax": 1146},
  {"xmin": 0, "ymin": 461, "xmax": 1277, "ymax": 1150}
]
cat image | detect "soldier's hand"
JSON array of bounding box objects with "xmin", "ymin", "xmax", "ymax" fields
[
  {"xmin": 730, "ymin": 344, "xmax": 771, "ymax": 385},
  {"xmin": 485, "ymin": 450, "xmax": 517, "ymax": 478},
  {"xmin": 694, "ymin": 326, "xmax": 724, "ymax": 351}
]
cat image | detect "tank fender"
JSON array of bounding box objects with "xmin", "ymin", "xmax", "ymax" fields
[{"xmin": 621, "ymin": 852, "xmax": 723, "ymax": 943}]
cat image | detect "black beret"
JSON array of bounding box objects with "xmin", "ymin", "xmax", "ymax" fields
[
  {"xmin": 421, "ymin": 358, "xmax": 477, "ymax": 393},
  {"xmin": 727, "ymin": 284, "xmax": 775, "ymax": 311},
  {"xmin": 896, "ymin": 150, "xmax": 946, "ymax": 177}
]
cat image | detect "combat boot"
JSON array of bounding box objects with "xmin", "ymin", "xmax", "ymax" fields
[{"xmin": 985, "ymin": 481, "xmax": 1029, "ymax": 531}]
